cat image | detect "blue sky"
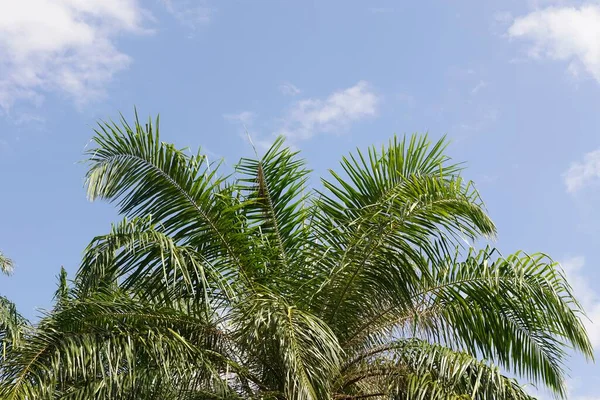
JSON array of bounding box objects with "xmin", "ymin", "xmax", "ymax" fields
[{"xmin": 1, "ymin": 0, "xmax": 600, "ymax": 397}]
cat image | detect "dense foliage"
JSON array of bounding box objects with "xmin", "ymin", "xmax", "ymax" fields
[{"xmin": 0, "ymin": 115, "xmax": 593, "ymax": 399}]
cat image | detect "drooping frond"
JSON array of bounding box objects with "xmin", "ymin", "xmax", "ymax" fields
[
  {"xmin": 345, "ymin": 248, "xmax": 592, "ymax": 396},
  {"xmin": 0, "ymin": 291, "xmax": 236, "ymax": 400},
  {"xmin": 338, "ymin": 339, "xmax": 537, "ymax": 400},
  {"xmin": 411, "ymin": 248, "xmax": 592, "ymax": 395}
]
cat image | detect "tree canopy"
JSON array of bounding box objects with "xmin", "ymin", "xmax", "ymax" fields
[{"xmin": 0, "ymin": 114, "xmax": 592, "ymax": 399}]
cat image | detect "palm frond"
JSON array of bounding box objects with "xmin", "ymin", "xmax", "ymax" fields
[{"xmin": 0, "ymin": 251, "xmax": 13, "ymax": 275}]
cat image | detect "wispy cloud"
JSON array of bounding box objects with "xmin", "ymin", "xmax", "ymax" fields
[
  {"xmin": 279, "ymin": 82, "xmax": 301, "ymax": 96},
  {"xmin": 563, "ymin": 148, "xmax": 600, "ymax": 193},
  {"xmin": 471, "ymin": 80, "xmax": 487, "ymax": 95},
  {"xmin": 456, "ymin": 108, "xmax": 499, "ymax": 133},
  {"xmin": 0, "ymin": 0, "xmax": 148, "ymax": 110},
  {"xmin": 507, "ymin": 5, "xmax": 600, "ymax": 83},
  {"xmin": 278, "ymin": 80, "xmax": 379, "ymax": 142},
  {"xmin": 224, "ymin": 81, "xmax": 379, "ymax": 151},
  {"xmin": 560, "ymin": 257, "xmax": 600, "ymax": 348},
  {"xmin": 12, "ymin": 112, "xmax": 45, "ymax": 126},
  {"xmin": 223, "ymin": 111, "xmax": 255, "ymax": 126},
  {"xmin": 161, "ymin": 0, "xmax": 212, "ymax": 29}
]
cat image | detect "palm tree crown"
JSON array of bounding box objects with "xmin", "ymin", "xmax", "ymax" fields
[{"xmin": 0, "ymin": 114, "xmax": 592, "ymax": 399}]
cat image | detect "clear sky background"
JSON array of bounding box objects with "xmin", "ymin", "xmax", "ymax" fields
[{"xmin": 1, "ymin": 0, "xmax": 600, "ymax": 397}]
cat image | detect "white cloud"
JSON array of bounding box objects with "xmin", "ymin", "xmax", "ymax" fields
[
  {"xmin": 563, "ymin": 148, "xmax": 600, "ymax": 193},
  {"xmin": 279, "ymin": 80, "xmax": 379, "ymax": 142},
  {"xmin": 561, "ymin": 256, "xmax": 600, "ymax": 349},
  {"xmin": 161, "ymin": 0, "xmax": 212, "ymax": 28},
  {"xmin": 508, "ymin": 5, "xmax": 600, "ymax": 83},
  {"xmin": 279, "ymin": 82, "xmax": 301, "ymax": 96},
  {"xmin": 0, "ymin": 0, "xmax": 147, "ymax": 109}
]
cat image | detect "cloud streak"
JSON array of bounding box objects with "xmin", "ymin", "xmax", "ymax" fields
[
  {"xmin": 279, "ymin": 82, "xmax": 301, "ymax": 96},
  {"xmin": 471, "ymin": 80, "xmax": 487, "ymax": 95},
  {"xmin": 223, "ymin": 111, "xmax": 255, "ymax": 126},
  {"xmin": 0, "ymin": 0, "xmax": 147, "ymax": 109}
]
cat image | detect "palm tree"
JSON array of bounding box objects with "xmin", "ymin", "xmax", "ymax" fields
[{"xmin": 0, "ymin": 114, "xmax": 592, "ymax": 399}]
